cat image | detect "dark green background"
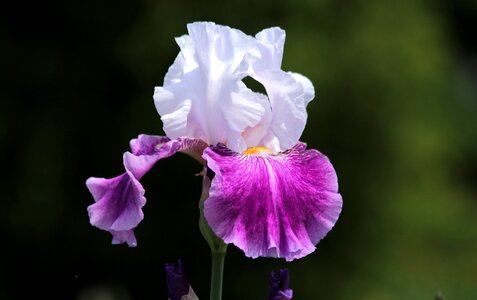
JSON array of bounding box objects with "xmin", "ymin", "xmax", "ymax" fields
[{"xmin": 2, "ymin": 0, "xmax": 477, "ymax": 299}]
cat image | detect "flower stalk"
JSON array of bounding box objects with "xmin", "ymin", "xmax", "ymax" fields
[
  {"xmin": 210, "ymin": 249, "xmax": 226, "ymax": 300},
  {"xmin": 199, "ymin": 171, "xmax": 228, "ymax": 300}
]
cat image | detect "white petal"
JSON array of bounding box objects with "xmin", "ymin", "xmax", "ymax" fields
[
  {"xmin": 159, "ymin": 99, "xmax": 192, "ymax": 139},
  {"xmin": 153, "ymin": 82, "xmax": 193, "ymax": 140},
  {"xmin": 253, "ymin": 70, "xmax": 309, "ymax": 151},
  {"xmin": 289, "ymin": 71, "xmax": 315, "ymax": 105},
  {"xmin": 175, "ymin": 34, "xmax": 196, "ymax": 67},
  {"xmin": 154, "ymin": 22, "xmax": 315, "ymax": 153},
  {"xmin": 250, "ymin": 28, "xmax": 315, "ymax": 152},
  {"xmin": 222, "ymin": 82, "xmax": 271, "ymax": 152},
  {"xmin": 163, "ymin": 35, "xmax": 197, "ymax": 86},
  {"xmin": 254, "ymin": 27, "xmax": 286, "ymax": 70},
  {"xmin": 186, "ymin": 22, "xmax": 257, "ymax": 76},
  {"xmin": 154, "ymin": 22, "xmax": 267, "ymax": 151}
]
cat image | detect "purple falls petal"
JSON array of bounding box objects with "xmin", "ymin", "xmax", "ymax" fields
[
  {"xmin": 165, "ymin": 260, "xmax": 198, "ymax": 300},
  {"xmin": 111, "ymin": 229, "xmax": 137, "ymax": 247},
  {"xmin": 86, "ymin": 134, "xmax": 208, "ymax": 246},
  {"xmin": 269, "ymin": 269, "xmax": 293, "ymax": 300},
  {"xmin": 86, "ymin": 174, "xmax": 144, "ymax": 246},
  {"xmin": 124, "ymin": 135, "xmax": 208, "ymax": 179},
  {"xmin": 202, "ymin": 143, "xmax": 342, "ymax": 261}
]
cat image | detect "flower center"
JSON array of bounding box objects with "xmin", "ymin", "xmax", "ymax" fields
[{"xmin": 243, "ymin": 147, "xmax": 272, "ymax": 156}]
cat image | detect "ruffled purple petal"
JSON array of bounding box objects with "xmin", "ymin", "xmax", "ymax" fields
[
  {"xmin": 86, "ymin": 134, "xmax": 208, "ymax": 246},
  {"xmin": 111, "ymin": 229, "xmax": 137, "ymax": 247},
  {"xmin": 129, "ymin": 134, "xmax": 170, "ymax": 155},
  {"xmin": 202, "ymin": 143, "xmax": 342, "ymax": 261},
  {"xmin": 269, "ymin": 269, "xmax": 293, "ymax": 300},
  {"xmin": 86, "ymin": 174, "xmax": 145, "ymax": 246},
  {"xmin": 165, "ymin": 260, "xmax": 198, "ymax": 300},
  {"xmin": 124, "ymin": 136, "xmax": 207, "ymax": 179}
]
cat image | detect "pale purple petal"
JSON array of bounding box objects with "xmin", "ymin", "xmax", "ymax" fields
[
  {"xmin": 269, "ymin": 269, "xmax": 293, "ymax": 300},
  {"xmin": 86, "ymin": 135, "xmax": 207, "ymax": 246},
  {"xmin": 202, "ymin": 143, "xmax": 342, "ymax": 261}
]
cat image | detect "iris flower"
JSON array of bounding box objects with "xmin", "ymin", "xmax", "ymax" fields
[{"xmin": 86, "ymin": 22, "xmax": 342, "ymax": 261}]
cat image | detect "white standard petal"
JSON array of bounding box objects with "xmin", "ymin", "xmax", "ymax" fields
[
  {"xmin": 253, "ymin": 70, "xmax": 312, "ymax": 152},
  {"xmin": 288, "ymin": 71, "xmax": 315, "ymax": 105},
  {"xmin": 222, "ymin": 81, "xmax": 271, "ymax": 152},
  {"xmin": 163, "ymin": 36, "xmax": 197, "ymax": 86},
  {"xmin": 247, "ymin": 27, "xmax": 316, "ymax": 152},
  {"xmin": 153, "ymin": 22, "xmax": 267, "ymax": 151},
  {"xmin": 254, "ymin": 27, "xmax": 286, "ymax": 71},
  {"xmin": 154, "ymin": 84, "xmax": 194, "ymax": 140},
  {"xmin": 154, "ymin": 22, "xmax": 315, "ymax": 153}
]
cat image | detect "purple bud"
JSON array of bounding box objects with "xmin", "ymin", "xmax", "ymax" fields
[
  {"xmin": 165, "ymin": 259, "xmax": 191, "ymax": 300},
  {"xmin": 268, "ymin": 269, "xmax": 293, "ymax": 300}
]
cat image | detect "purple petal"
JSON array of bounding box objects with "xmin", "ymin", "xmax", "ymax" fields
[
  {"xmin": 129, "ymin": 134, "xmax": 170, "ymax": 155},
  {"xmin": 86, "ymin": 135, "xmax": 208, "ymax": 246},
  {"xmin": 125, "ymin": 135, "xmax": 209, "ymax": 179},
  {"xmin": 111, "ymin": 229, "xmax": 137, "ymax": 247},
  {"xmin": 165, "ymin": 260, "xmax": 198, "ymax": 300},
  {"xmin": 86, "ymin": 174, "xmax": 145, "ymax": 246},
  {"xmin": 202, "ymin": 143, "xmax": 342, "ymax": 261},
  {"xmin": 269, "ymin": 269, "xmax": 293, "ymax": 300}
]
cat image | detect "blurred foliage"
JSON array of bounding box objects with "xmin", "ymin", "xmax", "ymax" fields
[{"xmin": 1, "ymin": 0, "xmax": 477, "ymax": 299}]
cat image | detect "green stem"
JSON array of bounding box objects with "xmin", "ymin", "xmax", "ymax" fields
[
  {"xmin": 198, "ymin": 171, "xmax": 228, "ymax": 300},
  {"xmin": 210, "ymin": 249, "xmax": 226, "ymax": 300}
]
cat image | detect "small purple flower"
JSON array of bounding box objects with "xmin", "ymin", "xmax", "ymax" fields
[
  {"xmin": 86, "ymin": 22, "xmax": 342, "ymax": 261},
  {"xmin": 268, "ymin": 269, "xmax": 293, "ymax": 300},
  {"xmin": 165, "ymin": 260, "xmax": 198, "ymax": 300}
]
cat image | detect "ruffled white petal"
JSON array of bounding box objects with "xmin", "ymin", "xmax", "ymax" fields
[
  {"xmin": 154, "ymin": 22, "xmax": 315, "ymax": 152},
  {"xmin": 222, "ymin": 82, "xmax": 271, "ymax": 151},
  {"xmin": 253, "ymin": 70, "xmax": 309, "ymax": 152},
  {"xmin": 288, "ymin": 71, "xmax": 315, "ymax": 105},
  {"xmin": 254, "ymin": 27, "xmax": 286, "ymax": 70},
  {"xmin": 154, "ymin": 22, "xmax": 268, "ymax": 152}
]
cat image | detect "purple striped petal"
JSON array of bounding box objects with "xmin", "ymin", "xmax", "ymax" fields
[
  {"xmin": 202, "ymin": 143, "xmax": 342, "ymax": 261},
  {"xmin": 86, "ymin": 174, "xmax": 144, "ymax": 246},
  {"xmin": 269, "ymin": 269, "xmax": 293, "ymax": 300},
  {"xmin": 86, "ymin": 134, "xmax": 208, "ymax": 246}
]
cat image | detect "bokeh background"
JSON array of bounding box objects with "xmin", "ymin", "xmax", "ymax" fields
[{"xmin": 2, "ymin": 0, "xmax": 477, "ymax": 299}]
